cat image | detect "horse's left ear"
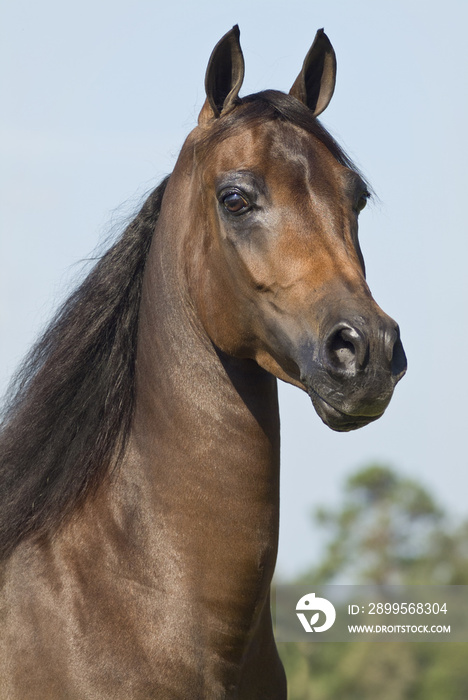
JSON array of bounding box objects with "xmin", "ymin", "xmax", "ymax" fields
[
  {"xmin": 289, "ymin": 29, "xmax": 337, "ymax": 117},
  {"xmin": 198, "ymin": 25, "xmax": 245, "ymax": 125}
]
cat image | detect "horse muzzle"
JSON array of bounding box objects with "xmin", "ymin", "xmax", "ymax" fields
[{"xmin": 297, "ymin": 315, "xmax": 407, "ymax": 432}]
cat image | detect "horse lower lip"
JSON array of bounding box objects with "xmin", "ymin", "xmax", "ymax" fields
[{"xmin": 307, "ymin": 388, "xmax": 383, "ymax": 432}]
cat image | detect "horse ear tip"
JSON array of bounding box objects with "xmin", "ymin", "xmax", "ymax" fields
[{"xmin": 314, "ymin": 28, "xmax": 334, "ymax": 54}]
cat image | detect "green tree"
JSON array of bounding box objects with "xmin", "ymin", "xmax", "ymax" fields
[
  {"xmin": 304, "ymin": 464, "xmax": 443, "ymax": 585},
  {"xmin": 277, "ymin": 464, "xmax": 468, "ymax": 700}
]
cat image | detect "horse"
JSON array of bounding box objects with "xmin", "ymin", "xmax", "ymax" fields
[{"xmin": 0, "ymin": 26, "xmax": 406, "ymax": 699}]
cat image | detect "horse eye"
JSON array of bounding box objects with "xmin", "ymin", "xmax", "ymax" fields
[
  {"xmin": 355, "ymin": 192, "xmax": 370, "ymax": 214},
  {"xmin": 221, "ymin": 191, "xmax": 250, "ymax": 215}
]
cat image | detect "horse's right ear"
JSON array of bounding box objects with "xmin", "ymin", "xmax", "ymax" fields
[{"xmin": 198, "ymin": 26, "xmax": 245, "ymax": 125}]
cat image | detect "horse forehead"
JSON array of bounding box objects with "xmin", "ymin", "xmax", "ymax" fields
[{"xmin": 198, "ymin": 119, "xmax": 341, "ymax": 187}]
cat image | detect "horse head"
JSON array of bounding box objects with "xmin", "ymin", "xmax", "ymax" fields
[{"xmin": 172, "ymin": 26, "xmax": 407, "ymax": 432}]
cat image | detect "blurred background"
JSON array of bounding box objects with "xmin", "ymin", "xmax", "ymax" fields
[{"xmin": 1, "ymin": 0, "xmax": 467, "ymax": 696}]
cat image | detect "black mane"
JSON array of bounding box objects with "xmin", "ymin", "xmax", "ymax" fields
[{"xmin": 0, "ymin": 177, "xmax": 169, "ymax": 559}]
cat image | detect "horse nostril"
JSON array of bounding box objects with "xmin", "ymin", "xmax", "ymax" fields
[
  {"xmin": 325, "ymin": 324, "xmax": 368, "ymax": 375},
  {"xmin": 382, "ymin": 324, "xmax": 407, "ymax": 381},
  {"xmin": 390, "ymin": 334, "xmax": 407, "ymax": 381}
]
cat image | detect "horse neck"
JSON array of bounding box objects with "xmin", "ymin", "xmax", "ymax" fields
[{"xmin": 119, "ymin": 164, "xmax": 281, "ymax": 602}]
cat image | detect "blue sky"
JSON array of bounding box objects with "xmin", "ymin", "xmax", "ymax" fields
[{"xmin": 1, "ymin": 0, "xmax": 467, "ymax": 578}]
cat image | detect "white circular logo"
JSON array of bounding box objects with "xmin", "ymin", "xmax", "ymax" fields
[{"xmin": 296, "ymin": 592, "xmax": 336, "ymax": 632}]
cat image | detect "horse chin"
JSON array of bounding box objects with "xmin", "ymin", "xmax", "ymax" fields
[{"xmin": 307, "ymin": 389, "xmax": 384, "ymax": 432}]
